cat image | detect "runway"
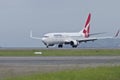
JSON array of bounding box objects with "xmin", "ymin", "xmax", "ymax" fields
[
  {"xmin": 0, "ymin": 56, "xmax": 120, "ymax": 65},
  {"xmin": 0, "ymin": 56, "xmax": 120, "ymax": 79}
]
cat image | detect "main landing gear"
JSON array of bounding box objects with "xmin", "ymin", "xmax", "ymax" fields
[
  {"xmin": 58, "ymin": 44, "xmax": 63, "ymax": 48},
  {"xmin": 72, "ymin": 45, "xmax": 77, "ymax": 48}
]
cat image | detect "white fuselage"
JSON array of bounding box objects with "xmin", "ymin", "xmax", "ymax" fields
[{"xmin": 41, "ymin": 32, "xmax": 83, "ymax": 46}]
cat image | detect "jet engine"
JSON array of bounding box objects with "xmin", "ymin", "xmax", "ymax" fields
[{"xmin": 70, "ymin": 40, "xmax": 79, "ymax": 48}]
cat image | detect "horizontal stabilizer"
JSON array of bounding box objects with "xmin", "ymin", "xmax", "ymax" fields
[{"xmin": 90, "ymin": 32, "xmax": 107, "ymax": 36}]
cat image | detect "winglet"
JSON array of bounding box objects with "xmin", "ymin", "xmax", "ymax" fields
[
  {"xmin": 30, "ymin": 30, "xmax": 33, "ymax": 38},
  {"xmin": 30, "ymin": 30, "xmax": 42, "ymax": 39},
  {"xmin": 115, "ymin": 29, "xmax": 120, "ymax": 37}
]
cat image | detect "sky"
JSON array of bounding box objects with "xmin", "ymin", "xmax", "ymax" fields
[{"xmin": 0, "ymin": 0, "xmax": 120, "ymax": 47}]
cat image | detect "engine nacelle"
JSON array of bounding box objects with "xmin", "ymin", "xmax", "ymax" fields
[
  {"xmin": 70, "ymin": 40, "xmax": 79, "ymax": 48},
  {"xmin": 48, "ymin": 44, "xmax": 54, "ymax": 46}
]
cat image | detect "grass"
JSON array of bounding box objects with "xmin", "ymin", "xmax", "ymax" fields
[
  {"xmin": 0, "ymin": 49, "xmax": 120, "ymax": 56},
  {"xmin": 5, "ymin": 66, "xmax": 120, "ymax": 80}
]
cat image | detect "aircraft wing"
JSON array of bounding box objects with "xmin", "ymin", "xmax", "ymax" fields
[
  {"xmin": 77, "ymin": 29, "xmax": 120, "ymax": 43},
  {"xmin": 76, "ymin": 36, "xmax": 115, "ymax": 43}
]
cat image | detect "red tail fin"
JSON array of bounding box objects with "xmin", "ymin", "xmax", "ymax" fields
[{"xmin": 83, "ymin": 13, "xmax": 91, "ymax": 38}]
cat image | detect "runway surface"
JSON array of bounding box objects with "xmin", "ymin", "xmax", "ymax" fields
[
  {"xmin": 0, "ymin": 56, "xmax": 120, "ymax": 79},
  {"xmin": 0, "ymin": 56, "xmax": 120, "ymax": 65}
]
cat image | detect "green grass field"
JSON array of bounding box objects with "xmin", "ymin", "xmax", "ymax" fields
[
  {"xmin": 5, "ymin": 66, "xmax": 120, "ymax": 80},
  {"xmin": 0, "ymin": 49, "xmax": 120, "ymax": 56}
]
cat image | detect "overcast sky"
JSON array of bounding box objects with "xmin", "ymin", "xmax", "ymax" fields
[{"xmin": 0, "ymin": 0, "xmax": 120, "ymax": 47}]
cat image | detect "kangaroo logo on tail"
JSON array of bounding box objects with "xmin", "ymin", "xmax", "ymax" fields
[{"xmin": 83, "ymin": 13, "xmax": 91, "ymax": 38}]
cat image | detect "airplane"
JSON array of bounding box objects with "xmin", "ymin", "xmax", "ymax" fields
[{"xmin": 30, "ymin": 13, "xmax": 119, "ymax": 48}]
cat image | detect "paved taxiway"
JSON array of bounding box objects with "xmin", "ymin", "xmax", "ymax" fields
[{"xmin": 0, "ymin": 56, "xmax": 120, "ymax": 65}]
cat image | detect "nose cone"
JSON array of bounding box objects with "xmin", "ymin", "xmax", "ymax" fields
[
  {"xmin": 42, "ymin": 37, "xmax": 47, "ymax": 45},
  {"xmin": 42, "ymin": 37, "xmax": 46, "ymax": 42}
]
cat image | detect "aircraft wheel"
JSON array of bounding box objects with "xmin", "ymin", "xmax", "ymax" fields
[
  {"xmin": 58, "ymin": 44, "xmax": 63, "ymax": 48},
  {"xmin": 72, "ymin": 45, "xmax": 77, "ymax": 48}
]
